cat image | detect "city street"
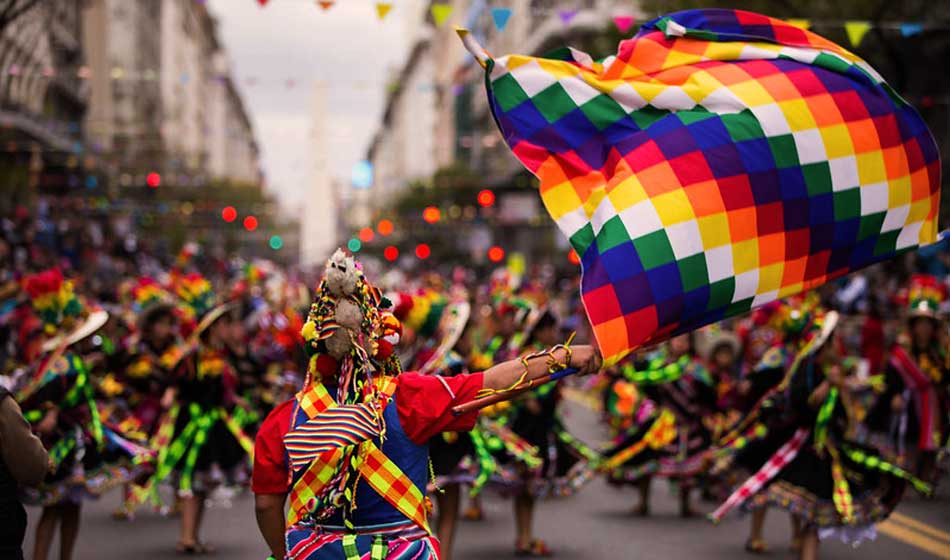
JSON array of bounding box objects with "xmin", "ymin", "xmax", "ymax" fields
[{"xmin": 24, "ymin": 394, "xmax": 950, "ymax": 560}]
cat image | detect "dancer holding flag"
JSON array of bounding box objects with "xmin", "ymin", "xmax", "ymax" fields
[{"xmin": 251, "ymin": 250, "xmax": 601, "ymax": 560}]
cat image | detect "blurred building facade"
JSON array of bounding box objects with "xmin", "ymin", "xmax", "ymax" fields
[
  {"xmin": 0, "ymin": 0, "xmax": 287, "ymax": 262},
  {"xmin": 81, "ymin": 0, "xmax": 260, "ymax": 186},
  {"xmin": 0, "ymin": 0, "xmax": 89, "ymax": 208}
]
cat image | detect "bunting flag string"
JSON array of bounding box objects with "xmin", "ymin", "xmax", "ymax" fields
[
  {"xmin": 239, "ymin": 0, "xmax": 947, "ymax": 45},
  {"xmin": 7, "ymin": 56, "xmax": 950, "ymax": 108}
]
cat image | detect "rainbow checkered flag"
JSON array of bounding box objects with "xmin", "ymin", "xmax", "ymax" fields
[{"xmin": 460, "ymin": 9, "xmax": 941, "ymax": 366}]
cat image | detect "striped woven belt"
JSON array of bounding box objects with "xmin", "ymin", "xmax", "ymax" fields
[{"xmin": 308, "ymin": 519, "xmax": 427, "ymax": 539}]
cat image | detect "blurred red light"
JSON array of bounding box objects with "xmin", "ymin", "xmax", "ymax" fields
[
  {"xmin": 415, "ymin": 243, "xmax": 431, "ymax": 259},
  {"xmin": 243, "ymin": 215, "xmax": 258, "ymax": 231},
  {"xmin": 488, "ymin": 246, "xmax": 505, "ymax": 262},
  {"xmin": 384, "ymin": 246, "xmax": 399, "ymax": 261},
  {"xmin": 358, "ymin": 227, "xmax": 374, "ymax": 243},
  {"xmin": 146, "ymin": 172, "xmax": 161, "ymax": 188},
  {"xmin": 477, "ymin": 189, "xmax": 495, "ymax": 207},
  {"xmin": 221, "ymin": 206, "xmax": 237, "ymax": 222},
  {"xmin": 422, "ymin": 206, "xmax": 441, "ymax": 224}
]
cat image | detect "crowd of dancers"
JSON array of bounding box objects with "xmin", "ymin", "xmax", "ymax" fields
[{"xmin": 0, "ymin": 220, "xmax": 947, "ymax": 560}]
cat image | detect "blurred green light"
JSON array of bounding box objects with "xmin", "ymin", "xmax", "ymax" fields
[
  {"xmin": 347, "ymin": 238, "xmax": 362, "ymax": 252},
  {"xmin": 269, "ymin": 235, "xmax": 283, "ymax": 250}
]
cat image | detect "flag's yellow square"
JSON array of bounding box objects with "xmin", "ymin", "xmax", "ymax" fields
[
  {"xmin": 732, "ymin": 239, "xmax": 759, "ymax": 274},
  {"xmin": 820, "ymin": 125, "xmax": 854, "ymax": 159},
  {"xmin": 607, "ymin": 175, "xmax": 648, "ymax": 211},
  {"xmin": 856, "ymin": 151, "xmax": 887, "ymax": 185},
  {"xmin": 697, "ymin": 213, "xmax": 731, "ymax": 249},
  {"xmin": 652, "ymin": 189, "xmax": 695, "ymax": 226},
  {"xmin": 779, "ymin": 99, "xmax": 817, "ymax": 131},
  {"xmin": 541, "ymin": 181, "xmax": 583, "ymax": 219}
]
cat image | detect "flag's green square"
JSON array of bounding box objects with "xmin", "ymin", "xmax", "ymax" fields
[
  {"xmin": 676, "ymin": 254, "xmax": 709, "ymax": 292},
  {"xmin": 581, "ymin": 94, "xmax": 628, "ymax": 131},
  {"xmin": 492, "ymin": 73, "xmax": 530, "ymax": 112},
  {"xmin": 632, "ymin": 230, "xmax": 675, "ymax": 270},
  {"xmin": 532, "ymin": 82, "xmax": 577, "ymax": 124},
  {"xmin": 803, "ymin": 161, "xmax": 833, "ymax": 196}
]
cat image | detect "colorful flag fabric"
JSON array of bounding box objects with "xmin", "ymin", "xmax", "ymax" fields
[{"xmin": 460, "ymin": 9, "xmax": 941, "ymax": 367}]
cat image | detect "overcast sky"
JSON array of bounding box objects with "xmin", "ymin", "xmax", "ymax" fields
[{"xmin": 206, "ymin": 0, "xmax": 416, "ymax": 215}]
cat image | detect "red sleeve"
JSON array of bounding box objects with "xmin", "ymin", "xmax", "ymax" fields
[
  {"xmin": 251, "ymin": 399, "xmax": 294, "ymax": 495},
  {"xmin": 395, "ymin": 371, "xmax": 485, "ymax": 445}
]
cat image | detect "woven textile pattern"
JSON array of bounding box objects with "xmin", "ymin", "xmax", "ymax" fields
[{"xmin": 475, "ymin": 9, "xmax": 941, "ymax": 366}]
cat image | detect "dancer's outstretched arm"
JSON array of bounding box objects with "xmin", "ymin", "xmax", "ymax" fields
[{"xmin": 481, "ymin": 344, "xmax": 602, "ymax": 392}]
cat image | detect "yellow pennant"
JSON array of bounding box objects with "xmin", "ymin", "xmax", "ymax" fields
[
  {"xmin": 785, "ymin": 19, "xmax": 811, "ymax": 30},
  {"xmin": 375, "ymin": 2, "xmax": 392, "ymax": 20},
  {"xmin": 844, "ymin": 21, "xmax": 871, "ymax": 47},
  {"xmin": 431, "ymin": 4, "xmax": 453, "ymax": 26}
]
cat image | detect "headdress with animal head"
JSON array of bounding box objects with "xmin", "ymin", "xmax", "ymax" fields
[{"xmin": 299, "ymin": 249, "xmax": 402, "ymax": 402}]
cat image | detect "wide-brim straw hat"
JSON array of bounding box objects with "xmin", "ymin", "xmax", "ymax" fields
[{"xmin": 42, "ymin": 309, "xmax": 110, "ymax": 352}]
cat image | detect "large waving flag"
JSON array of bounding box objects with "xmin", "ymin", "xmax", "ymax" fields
[{"xmin": 460, "ymin": 9, "xmax": 941, "ymax": 366}]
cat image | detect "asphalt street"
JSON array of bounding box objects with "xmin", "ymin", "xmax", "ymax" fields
[{"xmin": 22, "ymin": 391, "xmax": 950, "ymax": 559}]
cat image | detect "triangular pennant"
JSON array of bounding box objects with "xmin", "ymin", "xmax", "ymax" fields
[
  {"xmin": 613, "ymin": 14, "xmax": 635, "ymax": 34},
  {"xmin": 431, "ymin": 4, "xmax": 453, "ymax": 26},
  {"xmin": 375, "ymin": 2, "xmax": 392, "ymax": 20},
  {"xmin": 786, "ymin": 19, "xmax": 811, "ymax": 30},
  {"xmin": 558, "ymin": 10, "xmax": 578, "ymax": 25},
  {"xmin": 844, "ymin": 20, "xmax": 871, "ymax": 47},
  {"xmin": 257, "ymin": 0, "xmax": 269, "ymax": 6},
  {"xmin": 900, "ymin": 22, "xmax": 923, "ymax": 37},
  {"xmin": 318, "ymin": 0, "xmax": 334, "ymax": 11},
  {"xmin": 491, "ymin": 7, "xmax": 513, "ymax": 31}
]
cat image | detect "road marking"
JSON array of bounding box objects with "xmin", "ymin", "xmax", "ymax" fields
[
  {"xmin": 888, "ymin": 511, "xmax": 950, "ymax": 542},
  {"xmin": 878, "ymin": 519, "xmax": 950, "ymax": 559}
]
